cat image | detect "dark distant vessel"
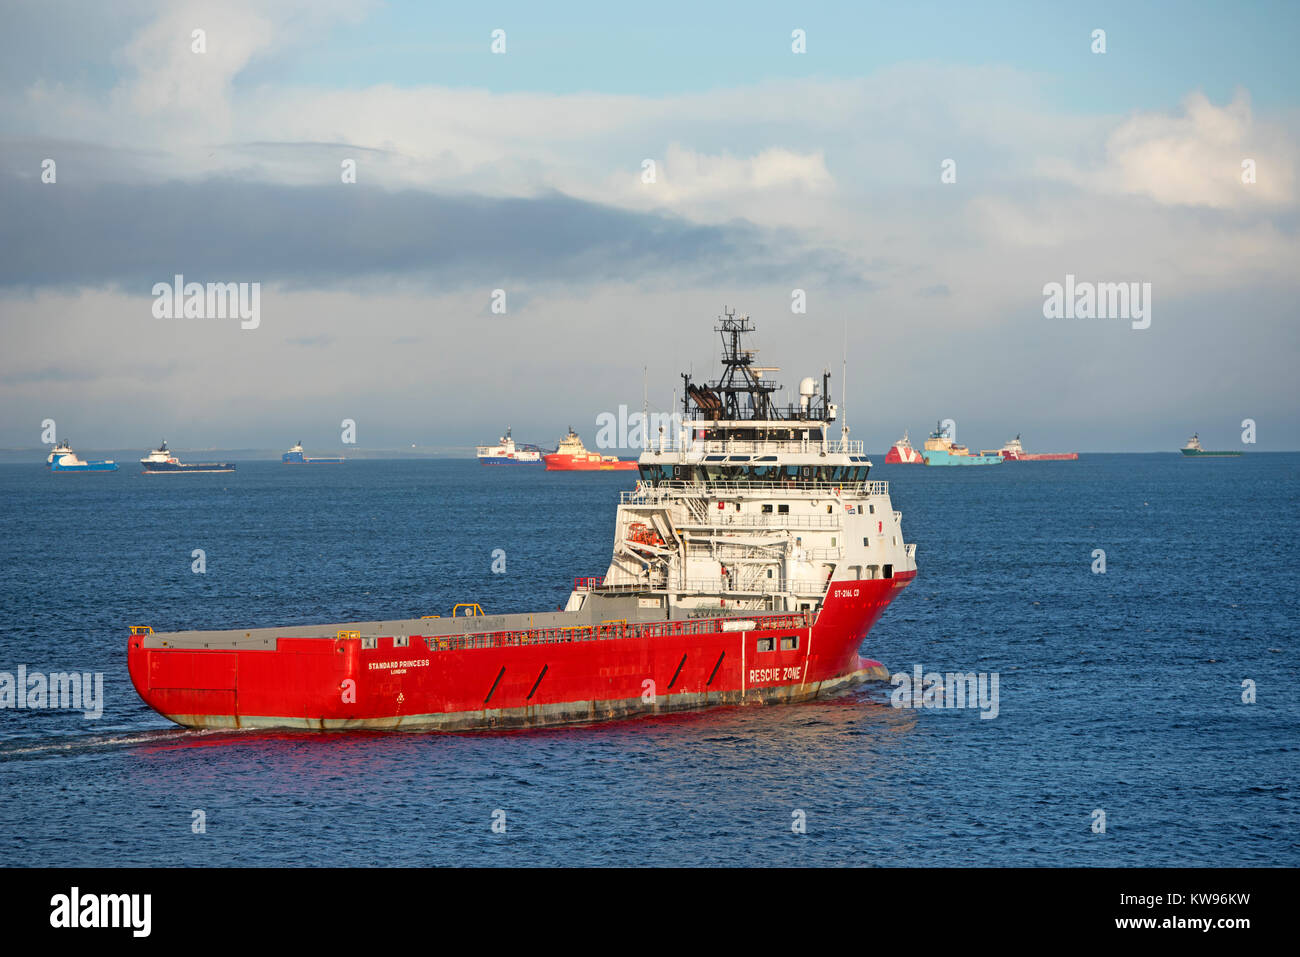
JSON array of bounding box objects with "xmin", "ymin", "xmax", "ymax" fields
[
  {"xmin": 140, "ymin": 441, "xmax": 235, "ymax": 473},
  {"xmin": 283, "ymin": 442, "xmax": 344, "ymax": 464},
  {"xmin": 1180, "ymin": 433, "xmax": 1241, "ymax": 457},
  {"xmin": 127, "ymin": 309, "xmax": 915, "ymax": 732},
  {"xmin": 46, "ymin": 443, "xmax": 117, "ymax": 472}
]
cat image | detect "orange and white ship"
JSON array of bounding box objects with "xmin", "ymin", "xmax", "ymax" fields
[{"xmin": 544, "ymin": 428, "xmax": 638, "ymax": 471}]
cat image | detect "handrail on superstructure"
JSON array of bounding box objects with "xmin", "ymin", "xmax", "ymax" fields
[
  {"xmin": 672, "ymin": 512, "xmax": 843, "ymax": 529},
  {"xmin": 622, "ymin": 480, "xmax": 888, "ymax": 502},
  {"xmin": 647, "ymin": 438, "xmax": 866, "ymax": 455}
]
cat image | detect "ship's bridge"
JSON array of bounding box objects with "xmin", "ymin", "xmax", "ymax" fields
[
  {"xmin": 568, "ymin": 307, "xmax": 914, "ymax": 618},
  {"xmin": 638, "ymin": 419, "xmax": 871, "ymax": 487}
]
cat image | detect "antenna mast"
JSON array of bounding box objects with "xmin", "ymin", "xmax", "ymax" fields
[{"xmin": 841, "ymin": 317, "xmax": 849, "ymax": 441}]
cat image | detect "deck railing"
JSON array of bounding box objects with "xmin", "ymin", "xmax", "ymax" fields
[
  {"xmin": 591, "ymin": 577, "xmax": 832, "ymax": 596},
  {"xmin": 623, "ymin": 480, "xmax": 888, "ymax": 503},
  {"xmin": 401, "ymin": 610, "xmax": 813, "ymax": 654},
  {"xmin": 673, "ymin": 512, "xmax": 843, "ymax": 530},
  {"xmin": 653, "ymin": 438, "xmax": 866, "ymax": 455}
]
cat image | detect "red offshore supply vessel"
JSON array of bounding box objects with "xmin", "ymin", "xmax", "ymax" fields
[
  {"xmin": 884, "ymin": 430, "xmax": 923, "ymax": 464},
  {"xmin": 127, "ymin": 310, "xmax": 917, "ymax": 732},
  {"xmin": 982, "ymin": 435, "xmax": 1078, "ymax": 461},
  {"xmin": 544, "ymin": 428, "xmax": 638, "ymax": 470}
]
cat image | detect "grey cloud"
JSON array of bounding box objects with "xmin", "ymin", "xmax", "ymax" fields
[{"xmin": 0, "ymin": 175, "xmax": 873, "ymax": 293}]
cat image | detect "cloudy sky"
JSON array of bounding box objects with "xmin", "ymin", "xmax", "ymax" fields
[{"xmin": 1, "ymin": 0, "xmax": 1296, "ymax": 453}]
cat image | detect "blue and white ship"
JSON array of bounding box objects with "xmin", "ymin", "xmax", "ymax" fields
[
  {"xmin": 141, "ymin": 441, "xmax": 235, "ymax": 473},
  {"xmin": 46, "ymin": 442, "xmax": 118, "ymax": 472},
  {"xmin": 282, "ymin": 441, "xmax": 344, "ymax": 465}
]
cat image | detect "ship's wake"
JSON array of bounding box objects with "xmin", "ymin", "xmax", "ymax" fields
[{"xmin": 0, "ymin": 726, "xmax": 223, "ymax": 761}]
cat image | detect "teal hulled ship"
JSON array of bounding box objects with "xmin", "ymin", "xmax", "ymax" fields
[
  {"xmin": 921, "ymin": 422, "xmax": 1002, "ymax": 466},
  {"xmin": 1180, "ymin": 433, "xmax": 1241, "ymax": 457}
]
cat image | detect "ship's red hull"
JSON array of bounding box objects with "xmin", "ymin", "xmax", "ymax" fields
[
  {"xmin": 1001, "ymin": 451, "xmax": 1078, "ymax": 461},
  {"xmin": 127, "ymin": 571, "xmax": 914, "ymax": 732},
  {"xmin": 544, "ymin": 453, "xmax": 638, "ymax": 471},
  {"xmin": 884, "ymin": 445, "xmax": 922, "ymax": 464}
]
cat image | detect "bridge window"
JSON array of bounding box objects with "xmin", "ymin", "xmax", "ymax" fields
[
  {"xmin": 778, "ymin": 504, "xmax": 789, "ymax": 514},
  {"xmin": 762, "ymin": 504, "xmax": 773, "ymax": 513}
]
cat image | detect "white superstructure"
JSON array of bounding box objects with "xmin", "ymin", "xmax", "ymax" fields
[
  {"xmin": 476, "ymin": 426, "xmax": 543, "ymax": 464},
  {"xmin": 566, "ymin": 310, "xmax": 915, "ymax": 617}
]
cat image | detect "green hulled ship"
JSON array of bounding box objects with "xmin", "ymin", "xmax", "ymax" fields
[{"xmin": 1180, "ymin": 433, "xmax": 1241, "ymax": 457}]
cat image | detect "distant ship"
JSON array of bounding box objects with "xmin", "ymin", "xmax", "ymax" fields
[
  {"xmin": 1180, "ymin": 433, "xmax": 1241, "ymax": 457},
  {"xmin": 921, "ymin": 422, "xmax": 1002, "ymax": 466},
  {"xmin": 981, "ymin": 434, "xmax": 1078, "ymax": 462},
  {"xmin": 46, "ymin": 442, "xmax": 117, "ymax": 472},
  {"xmin": 141, "ymin": 441, "xmax": 235, "ymax": 473},
  {"xmin": 544, "ymin": 428, "xmax": 638, "ymax": 471},
  {"xmin": 476, "ymin": 427, "xmax": 543, "ymax": 464},
  {"xmin": 282, "ymin": 442, "xmax": 344, "ymax": 465},
  {"xmin": 884, "ymin": 430, "xmax": 923, "ymax": 464}
]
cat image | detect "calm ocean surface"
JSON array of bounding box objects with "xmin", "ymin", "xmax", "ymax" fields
[{"xmin": 0, "ymin": 455, "xmax": 1295, "ymax": 866}]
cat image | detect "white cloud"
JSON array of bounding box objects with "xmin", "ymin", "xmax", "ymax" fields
[{"xmin": 1046, "ymin": 90, "xmax": 1295, "ymax": 208}]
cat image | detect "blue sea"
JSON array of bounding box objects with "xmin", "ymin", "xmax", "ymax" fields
[{"xmin": 0, "ymin": 455, "xmax": 1295, "ymax": 866}]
